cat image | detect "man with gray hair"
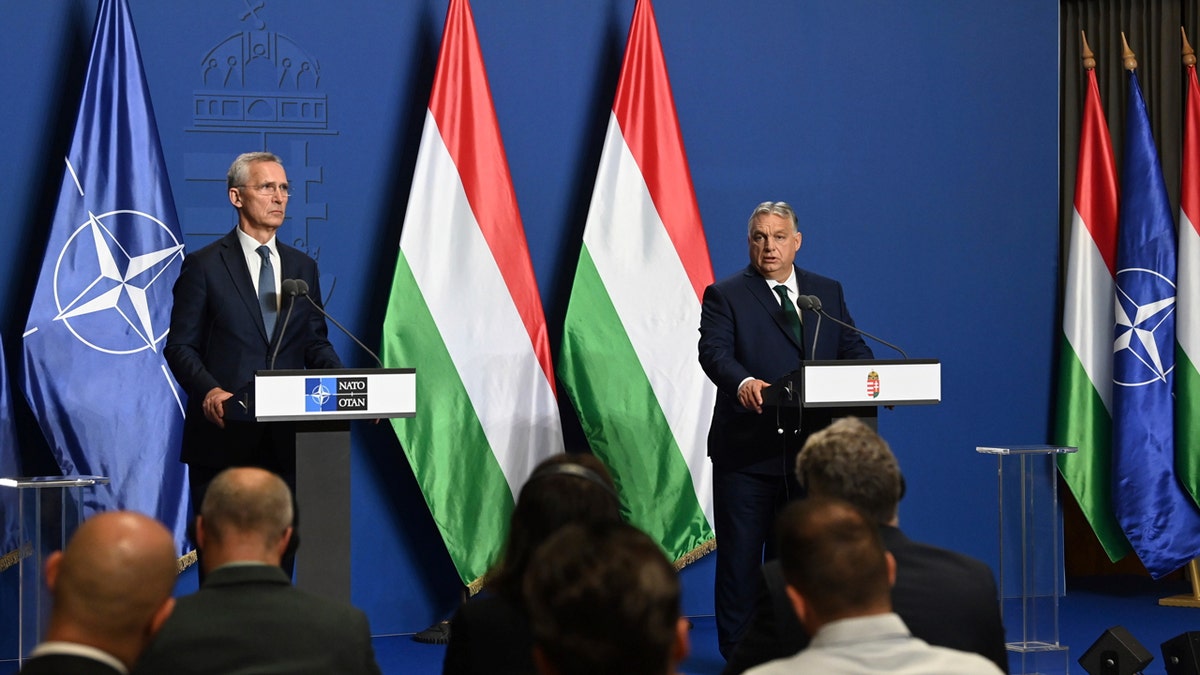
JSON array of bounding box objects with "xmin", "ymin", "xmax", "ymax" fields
[
  {"xmin": 723, "ymin": 417, "xmax": 1007, "ymax": 674},
  {"xmin": 132, "ymin": 467, "xmax": 380, "ymax": 675},
  {"xmin": 165, "ymin": 152, "xmax": 342, "ymax": 577},
  {"xmin": 699, "ymin": 200, "xmax": 874, "ymax": 658}
]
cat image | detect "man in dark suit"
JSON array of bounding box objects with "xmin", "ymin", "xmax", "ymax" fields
[
  {"xmin": 165, "ymin": 151, "xmax": 342, "ymax": 570},
  {"xmin": 722, "ymin": 417, "xmax": 1008, "ymax": 675},
  {"xmin": 699, "ymin": 201, "xmax": 873, "ymax": 658},
  {"xmin": 132, "ymin": 467, "xmax": 381, "ymax": 675},
  {"xmin": 21, "ymin": 512, "xmax": 177, "ymax": 675}
]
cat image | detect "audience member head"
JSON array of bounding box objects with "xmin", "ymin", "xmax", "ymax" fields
[
  {"xmin": 776, "ymin": 496, "xmax": 896, "ymax": 633},
  {"xmin": 43, "ymin": 511, "xmax": 177, "ymax": 669},
  {"xmin": 524, "ymin": 521, "xmax": 688, "ymax": 675},
  {"xmin": 795, "ymin": 416, "xmax": 903, "ymax": 525},
  {"xmin": 195, "ymin": 467, "xmax": 293, "ymax": 572},
  {"xmin": 488, "ymin": 452, "xmax": 622, "ymax": 601}
]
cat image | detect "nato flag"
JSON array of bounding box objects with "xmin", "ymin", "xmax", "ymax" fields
[
  {"xmin": 20, "ymin": 0, "xmax": 190, "ymax": 555},
  {"xmin": 1112, "ymin": 69, "xmax": 1200, "ymax": 578}
]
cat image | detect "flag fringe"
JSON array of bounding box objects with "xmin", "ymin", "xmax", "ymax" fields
[
  {"xmin": 176, "ymin": 549, "xmax": 196, "ymax": 574},
  {"xmin": 0, "ymin": 542, "xmax": 30, "ymax": 573},
  {"xmin": 672, "ymin": 537, "xmax": 715, "ymax": 570}
]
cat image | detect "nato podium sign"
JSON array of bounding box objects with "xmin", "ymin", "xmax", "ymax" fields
[
  {"xmin": 228, "ymin": 368, "xmax": 416, "ymax": 421},
  {"xmin": 225, "ymin": 368, "xmax": 415, "ymax": 603}
]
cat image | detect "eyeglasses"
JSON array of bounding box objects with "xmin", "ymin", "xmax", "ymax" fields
[{"xmin": 237, "ymin": 182, "xmax": 292, "ymax": 198}]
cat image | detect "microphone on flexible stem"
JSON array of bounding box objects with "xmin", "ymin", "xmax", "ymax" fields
[
  {"xmin": 798, "ymin": 294, "xmax": 908, "ymax": 359},
  {"xmin": 269, "ymin": 280, "xmax": 303, "ymax": 370},
  {"xmin": 288, "ymin": 279, "xmax": 385, "ymax": 368},
  {"xmin": 794, "ymin": 294, "xmax": 824, "ymax": 361}
]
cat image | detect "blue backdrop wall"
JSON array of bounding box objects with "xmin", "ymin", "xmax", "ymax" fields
[{"xmin": 0, "ymin": 0, "xmax": 1059, "ymax": 636}]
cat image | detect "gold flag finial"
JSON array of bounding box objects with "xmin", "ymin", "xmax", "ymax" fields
[
  {"xmin": 1184, "ymin": 27, "xmax": 1196, "ymax": 67},
  {"xmin": 1082, "ymin": 31, "xmax": 1096, "ymax": 69},
  {"xmin": 1122, "ymin": 32, "xmax": 1138, "ymax": 70}
]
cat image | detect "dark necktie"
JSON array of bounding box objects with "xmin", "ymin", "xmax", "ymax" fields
[
  {"xmin": 773, "ymin": 284, "xmax": 802, "ymax": 342},
  {"xmin": 257, "ymin": 245, "xmax": 277, "ymax": 336}
]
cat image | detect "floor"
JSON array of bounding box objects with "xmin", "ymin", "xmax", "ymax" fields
[
  {"xmin": 373, "ymin": 576, "xmax": 1199, "ymax": 675},
  {"xmin": 0, "ymin": 575, "xmax": 1194, "ymax": 674}
]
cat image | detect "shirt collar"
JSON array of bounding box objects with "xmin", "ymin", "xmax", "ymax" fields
[
  {"xmin": 29, "ymin": 641, "xmax": 129, "ymax": 674},
  {"xmin": 236, "ymin": 226, "xmax": 277, "ymax": 259}
]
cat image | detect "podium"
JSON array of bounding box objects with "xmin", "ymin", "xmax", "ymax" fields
[
  {"xmin": 226, "ymin": 368, "xmax": 415, "ymax": 603},
  {"xmin": 976, "ymin": 444, "xmax": 1074, "ymax": 675},
  {"xmin": 0, "ymin": 475, "xmax": 109, "ymax": 664},
  {"xmin": 763, "ymin": 359, "xmax": 942, "ymax": 417}
]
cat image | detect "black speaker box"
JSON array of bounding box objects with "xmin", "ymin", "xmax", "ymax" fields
[
  {"xmin": 1163, "ymin": 631, "xmax": 1200, "ymax": 675},
  {"xmin": 1079, "ymin": 625, "xmax": 1154, "ymax": 675}
]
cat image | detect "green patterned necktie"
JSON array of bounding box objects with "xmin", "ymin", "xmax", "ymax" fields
[{"xmin": 773, "ymin": 284, "xmax": 802, "ymax": 342}]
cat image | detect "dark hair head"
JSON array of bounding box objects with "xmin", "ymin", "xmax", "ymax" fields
[
  {"xmin": 487, "ymin": 453, "xmax": 622, "ymax": 600},
  {"xmin": 795, "ymin": 416, "xmax": 902, "ymax": 524},
  {"xmin": 776, "ymin": 496, "xmax": 890, "ymax": 619},
  {"xmin": 524, "ymin": 521, "xmax": 679, "ymax": 675}
]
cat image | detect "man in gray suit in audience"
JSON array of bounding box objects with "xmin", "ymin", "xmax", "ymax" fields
[{"xmin": 133, "ymin": 467, "xmax": 381, "ymax": 675}]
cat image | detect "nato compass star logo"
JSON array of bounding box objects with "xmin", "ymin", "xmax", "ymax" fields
[
  {"xmin": 51, "ymin": 209, "xmax": 184, "ymax": 354},
  {"xmin": 1114, "ymin": 267, "xmax": 1176, "ymax": 386},
  {"xmin": 310, "ymin": 381, "xmax": 332, "ymax": 407}
]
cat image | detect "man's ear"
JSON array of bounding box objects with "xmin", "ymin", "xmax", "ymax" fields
[
  {"xmin": 785, "ymin": 583, "xmax": 809, "ymax": 625},
  {"xmin": 43, "ymin": 550, "xmax": 63, "ymax": 592},
  {"xmin": 671, "ymin": 616, "xmax": 691, "ymax": 665},
  {"xmin": 148, "ymin": 597, "xmax": 176, "ymax": 637},
  {"xmin": 885, "ymin": 551, "xmax": 897, "ymax": 587},
  {"xmin": 228, "ymin": 187, "xmax": 242, "ymax": 208},
  {"xmin": 194, "ymin": 515, "xmax": 207, "ymax": 550},
  {"xmin": 275, "ymin": 526, "xmax": 295, "ymax": 559}
]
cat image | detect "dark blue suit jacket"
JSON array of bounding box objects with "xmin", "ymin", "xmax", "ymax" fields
[
  {"xmin": 165, "ymin": 228, "xmax": 342, "ymax": 468},
  {"xmin": 699, "ymin": 264, "xmax": 873, "ymax": 469}
]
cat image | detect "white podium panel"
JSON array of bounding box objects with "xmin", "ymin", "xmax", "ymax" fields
[
  {"xmin": 248, "ymin": 368, "xmax": 415, "ymax": 421},
  {"xmin": 802, "ymin": 359, "xmax": 940, "ymax": 407}
]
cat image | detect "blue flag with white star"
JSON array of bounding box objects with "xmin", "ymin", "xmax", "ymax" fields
[
  {"xmin": 0, "ymin": 339, "xmax": 22, "ymax": 569},
  {"xmin": 1112, "ymin": 69, "xmax": 1200, "ymax": 578},
  {"xmin": 20, "ymin": 0, "xmax": 190, "ymax": 555}
]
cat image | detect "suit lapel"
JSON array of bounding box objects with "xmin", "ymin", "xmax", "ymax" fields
[{"xmin": 218, "ymin": 230, "xmax": 270, "ymax": 343}]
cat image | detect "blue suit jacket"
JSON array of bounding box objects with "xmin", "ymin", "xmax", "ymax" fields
[
  {"xmin": 165, "ymin": 228, "xmax": 342, "ymax": 467},
  {"xmin": 699, "ymin": 264, "xmax": 873, "ymax": 469}
]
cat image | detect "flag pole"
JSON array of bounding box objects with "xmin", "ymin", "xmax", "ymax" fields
[{"xmin": 1162, "ymin": 26, "xmax": 1200, "ymax": 608}]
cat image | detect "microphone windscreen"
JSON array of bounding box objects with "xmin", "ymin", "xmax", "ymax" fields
[
  {"xmin": 295, "ymin": 279, "xmax": 310, "ymax": 295},
  {"xmin": 281, "ymin": 279, "xmax": 298, "ymax": 296},
  {"xmin": 805, "ymin": 295, "xmax": 823, "ymax": 312}
]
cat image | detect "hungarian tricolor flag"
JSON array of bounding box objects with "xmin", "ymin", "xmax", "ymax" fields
[
  {"xmin": 380, "ymin": 0, "xmax": 563, "ymax": 590},
  {"xmin": 1054, "ymin": 55, "xmax": 1130, "ymax": 561},
  {"xmin": 558, "ymin": 0, "xmax": 716, "ymax": 565}
]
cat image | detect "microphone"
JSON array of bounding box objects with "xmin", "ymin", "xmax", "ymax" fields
[
  {"xmin": 794, "ymin": 295, "xmax": 824, "ymax": 360},
  {"xmin": 268, "ymin": 280, "xmax": 304, "ymax": 370},
  {"xmin": 288, "ymin": 279, "xmax": 385, "ymax": 368},
  {"xmin": 798, "ymin": 294, "xmax": 908, "ymax": 359}
]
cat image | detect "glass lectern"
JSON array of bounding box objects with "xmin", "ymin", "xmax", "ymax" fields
[
  {"xmin": 976, "ymin": 445, "xmax": 1075, "ymax": 675},
  {"xmin": 0, "ymin": 475, "xmax": 109, "ymax": 666}
]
